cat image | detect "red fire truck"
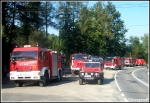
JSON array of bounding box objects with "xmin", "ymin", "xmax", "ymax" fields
[
  {"xmin": 78, "ymin": 57, "xmax": 104, "ymax": 85},
  {"xmin": 9, "ymin": 45, "xmax": 64, "ymax": 87},
  {"xmin": 136, "ymin": 59, "xmax": 146, "ymax": 66},
  {"xmin": 70, "ymin": 53, "xmax": 89, "ymax": 75},
  {"xmin": 124, "ymin": 57, "xmax": 136, "ymax": 67},
  {"xmin": 104, "ymin": 56, "xmax": 124, "ymax": 70}
]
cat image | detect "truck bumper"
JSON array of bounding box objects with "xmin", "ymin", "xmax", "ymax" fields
[
  {"xmin": 79, "ymin": 72, "xmax": 103, "ymax": 80},
  {"xmin": 80, "ymin": 76, "xmax": 100, "ymax": 80},
  {"xmin": 104, "ymin": 65, "xmax": 116, "ymax": 69},
  {"xmin": 71, "ymin": 67, "xmax": 80, "ymax": 71},
  {"xmin": 9, "ymin": 71, "xmax": 40, "ymax": 81}
]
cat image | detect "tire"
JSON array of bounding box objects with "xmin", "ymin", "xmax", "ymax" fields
[
  {"xmin": 101, "ymin": 75, "xmax": 104, "ymax": 83},
  {"xmin": 79, "ymin": 79, "xmax": 83, "ymax": 85},
  {"xmin": 57, "ymin": 71, "xmax": 62, "ymax": 81},
  {"xmin": 46, "ymin": 72, "xmax": 50, "ymax": 84},
  {"xmin": 39, "ymin": 73, "xmax": 47, "ymax": 87},
  {"xmin": 15, "ymin": 82, "xmax": 23, "ymax": 87},
  {"xmin": 71, "ymin": 70, "xmax": 75, "ymax": 75},
  {"xmin": 119, "ymin": 66, "xmax": 123, "ymax": 70},
  {"xmin": 98, "ymin": 79, "xmax": 102, "ymax": 85}
]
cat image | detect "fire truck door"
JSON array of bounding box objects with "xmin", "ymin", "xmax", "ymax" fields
[
  {"xmin": 39, "ymin": 51, "xmax": 44, "ymax": 67},
  {"xmin": 43, "ymin": 52, "xmax": 48, "ymax": 67}
]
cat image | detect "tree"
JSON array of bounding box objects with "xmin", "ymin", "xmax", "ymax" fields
[{"xmin": 141, "ymin": 33, "xmax": 149, "ymax": 62}]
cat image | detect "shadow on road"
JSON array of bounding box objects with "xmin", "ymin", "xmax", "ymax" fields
[
  {"xmin": 2, "ymin": 75, "xmax": 115, "ymax": 87},
  {"xmin": 2, "ymin": 74, "xmax": 80, "ymax": 88},
  {"xmin": 81, "ymin": 77, "xmax": 115, "ymax": 85},
  {"xmin": 2, "ymin": 77, "xmax": 16, "ymax": 89}
]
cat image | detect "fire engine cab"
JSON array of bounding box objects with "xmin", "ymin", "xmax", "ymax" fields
[
  {"xmin": 9, "ymin": 45, "xmax": 64, "ymax": 87},
  {"xmin": 136, "ymin": 59, "xmax": 146, "ymax": 66},
  {"xmin": 124, "ymin": 57, "xmax": 136, "ymax": 67},
  {"xmin": 70, "ymin": 53, "xmax": 89, "ymax": 75},
  {"xmin": 104, "ymin": 56, "xmax": 124, "ymax": 70},
  {"xmin": 79, "ymin": 57, "xmax": 104, "ymax": 85}
]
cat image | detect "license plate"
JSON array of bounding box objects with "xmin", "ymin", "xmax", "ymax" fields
[
  {"xmin": 84, "ymin": 75, "xmax": 91, "ymax": 77},
  {"xmin": 19, "ymin": 73, "xmax": 29, "ymax": 77}
]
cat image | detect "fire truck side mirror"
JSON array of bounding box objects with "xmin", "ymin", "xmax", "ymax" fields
[
  {"xmin": 72, "ymin": 57, "xmax": 74, "ymax": 60},
  {"xmin": 12, "ymin": 59, "xmax": 16, "ymax": 65}
]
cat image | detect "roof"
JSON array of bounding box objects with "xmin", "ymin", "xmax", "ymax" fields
[{"xmin": 13, "ymin": 47, "xmax": 48, "ymax": 51}]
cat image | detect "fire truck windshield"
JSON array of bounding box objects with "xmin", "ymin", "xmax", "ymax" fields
[
  {"xmin": 11, "ymin": 51, "xmax": 37, "ymax": 61},
  {"xmin": 84, "ymin": 63, "xmax": 100, "ymax": 68},
  {"xmin": 105, "ymin": 58, "xmax": 113, "ymax": 62},
  {"xmin": 74, "ymin": 54, "xmax": 88, "ymax": 60}
]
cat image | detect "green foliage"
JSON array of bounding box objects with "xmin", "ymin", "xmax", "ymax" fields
[
  {"xmin": 2, "ymin": 1, "xmax": 148, "ymax": 69},
  {"xmin": 125, "ymin": 34, "xmax": 149, "ymax": 62}
]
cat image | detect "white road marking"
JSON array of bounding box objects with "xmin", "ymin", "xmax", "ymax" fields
[
  {"xmin": 114, "ymin": 70, "xmax": 122, "ymax": 92},
  {"xmin": 124, "ymin": 98, "xmax": 128, "ymax": 102},
  {"xmin": 132, "ymin": 68, "xmax": 149, "ymax": 87},
  {"xmin": 115, "ymin": 70, "xmax": 128, "ymax": 102},
  {"xmin": 121, "ymin": 93, "xmax": 124, "ymax": 96}
]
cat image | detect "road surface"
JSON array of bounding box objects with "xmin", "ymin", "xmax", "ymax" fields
[
  {"xmin": 2, "ymin": 69, "xmax": 124, "ymax": 102},
  {"xmin": 2, "ymin": 66, "xmax": 149, "ymax": 102},
  {"xmin": 115, "ymin": 66, "xmax": 149, "ymax": 102}
]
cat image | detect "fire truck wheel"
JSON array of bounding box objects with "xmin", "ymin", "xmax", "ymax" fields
[
  {"xmin": 98, "ymin": 79, "xmax": 102, "ymax": 85},
  {"xmin": 45, "ymin": 71, "xmax": 50, "ymax": 84},
  {"xmin": 79, "ymin": 79, "xmax": 83, "ymax": 85},
  {"xmin": 39, "ymin": 73, "xmax": 47, "ymax": 87},
  {"xmin": 15, "ymin": 82, "xmax": 23, "ymax": 87},
  {"xmin": 57, "ymin": 71, "xmax": 62, "ymax": 81},
  {"xmin": 71, "ymin": 70, "xmax": 75, "ymax": 75},
  {"xmin": 101, "ymin": 76, "xmax": 104, "ymax": 83},
  {"xmin": 120, "ymin": 66, "xmax": 123, "ymax": 70}
]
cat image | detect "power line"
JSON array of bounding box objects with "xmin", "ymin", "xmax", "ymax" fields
[
  {"xmin": 115, "ymin": 6, "xmax": 148, "ymax": 8},
  {"xmin": 126, "ymin": 24, "xmax": 149, "ymax": 27},
  {"xmin": 114, "ymin": 3, "xmax": 148, "ymax": 6}
]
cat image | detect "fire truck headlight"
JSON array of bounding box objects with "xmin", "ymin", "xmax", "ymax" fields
[
  {"xmin": 33, "ymin": 72, "xmax": 40, "ymax": 76},
  {"xmin": 91, "ymin": 73, "xmax": 93, "ymax": 75},
  {"xmin": 95, "ymin": 73, "xmax": 98, "ymax": 75},
  {"xmin": 10, "ymin": 72, "xmax": 15, "ymax": 76},
  {"xmin": 33, "ymin": 72, "xmax": 36, "ymax": 75},
  {"xmin": 82, "ymin": 73, "xmax": 84, "ymax": 75}
]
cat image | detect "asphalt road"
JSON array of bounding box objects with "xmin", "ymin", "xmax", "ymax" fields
[
  {"xmin": 2, "ymin": 69, "xmax": 125, "ymax": 102},
  {"xmin": 2, "ymin": 66, "xmax": 149, "ymax": 102},
  {"xmin": 115, "ymin": 66, "xmax": 149, "ymax": 102}
]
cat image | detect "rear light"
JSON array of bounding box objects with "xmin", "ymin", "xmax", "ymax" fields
[{"xmin": 16, "ymin": 68, "xmax": 18, "ymax": 70}]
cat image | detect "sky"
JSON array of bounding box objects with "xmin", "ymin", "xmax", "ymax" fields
[{"xmin": 48, "ymin": 1, "xmax": 149, "ymax": 40}]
